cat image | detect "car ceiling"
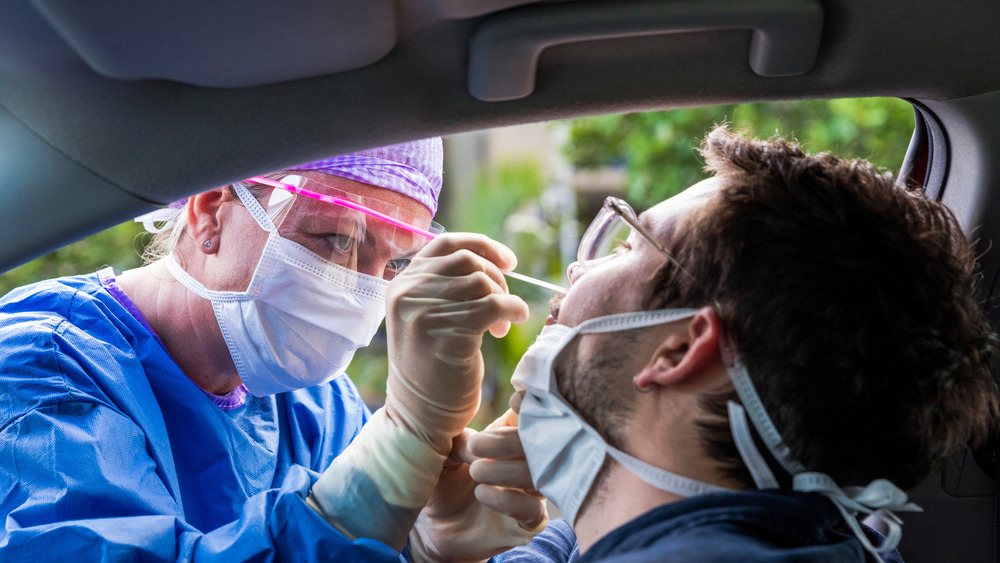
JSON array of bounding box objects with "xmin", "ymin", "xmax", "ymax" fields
[{"xmin": 2, "ymin": 0, "xmax": 1000, "ymax": 273}]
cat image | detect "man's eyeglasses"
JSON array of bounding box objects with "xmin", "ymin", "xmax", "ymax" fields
[{"xmin": 578, "ymin": 196, "xmax": 691, "ymax": 276}]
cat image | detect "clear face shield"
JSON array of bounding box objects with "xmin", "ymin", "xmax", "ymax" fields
[{"xmin": 247, "ymin": 174, "xmax": 444, "ymax": 281}]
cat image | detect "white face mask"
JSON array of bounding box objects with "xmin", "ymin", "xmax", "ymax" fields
[
  {"xmin": 515, "ymin": 307, "xmax": 921, "ymax": 560},
  {"xmin": 511, "ymin": 309, "xmax": 730, "ymax": 525},
  {"xmin": 166, "ymin": 183, "xmax": 388, "ymax": 396}
]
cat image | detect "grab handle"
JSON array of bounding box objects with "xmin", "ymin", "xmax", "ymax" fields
[{"xmin": 468, "ymin": 0, "xmax": 824, "ymax": 101}]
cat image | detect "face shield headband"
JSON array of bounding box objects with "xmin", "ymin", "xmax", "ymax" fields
[
  {"xmin": 135, "ymin": 174, "xmax": 443, "ymax": 281},
  {"xmin": 243, "ymin": 175, "xmax": 444, "ymax": 281}
]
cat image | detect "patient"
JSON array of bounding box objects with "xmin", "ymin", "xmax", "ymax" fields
[{"xmin": 493, "ymin": 126, "xmax": 998, "ymax": 562}]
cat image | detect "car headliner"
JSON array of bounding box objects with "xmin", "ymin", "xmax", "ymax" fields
[
  {"xmin": 3, "ymin": 0, "xmax": 1000, "ymax": 271},
  {"xmin": 2, "ymin": 1, "xmax": 1000, "ymax": 560}
]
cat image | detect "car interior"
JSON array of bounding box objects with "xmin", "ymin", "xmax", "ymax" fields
[{"xmin": 2, "ymin": 0, "xmax": 999, "ymax": 560}]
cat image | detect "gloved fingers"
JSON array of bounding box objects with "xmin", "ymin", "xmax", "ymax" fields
[
  {"xmin": 467, "ymin": 426, "xmax": 524, "ymax": 460},
  {"xmin": 474, "ymin": 484, "xmax": 548, "ymax": 530},
  {"xmin": 509, "ymin": 390, "xmax": 525, "ymax": 414},
  {"xmin": 484, "ymin": 408, "xmax": 518, "ymax": 431},
  {"xmin": 469, "ymin": 458, "xmax": 534, "ymax": 490},
  {"xmin": 450, "ymin": 427, "xmax": 478, "ymax": 466},
  {"xmin": 420, "ymin": 295, "xmax": 530, "ymax": 336},
  {"xmin": 406, "ymin": 268, "xmax": 506, "ymax": 303},
  {"xmin": 392, "ymin": 270, "xmax": 504, "ymax": 307},
  {"xmin": 405, "ymin": 243, "xmax": 512, "ymax": 295},
  {"xmin": 486, "ymin": 292, "xmax": 530, "ymax": 337},
  {"xmin": 416, "ymin": 232, "xmax": 519, "ymax": 273},
  {"xmin": 451, "ymin": 410, "xmax": 521, "ymax": 466}
]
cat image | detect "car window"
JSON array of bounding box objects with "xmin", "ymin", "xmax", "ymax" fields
[{"xmin": 0, "ymin": 97, "xmax": 915, "ymax": 423}]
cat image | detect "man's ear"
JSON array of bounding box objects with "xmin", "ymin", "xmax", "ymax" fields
[
  {"xmin": 186, "ymin": 188, "xmax": 227, "ymax": 254},
  {"xmin": 634, "ymin": 307, "xmax": 722, "ymax": 390}
]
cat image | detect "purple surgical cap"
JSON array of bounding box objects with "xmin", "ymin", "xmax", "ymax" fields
[
  {"xmin": 135, "ymin": 138, "xmax": 443, "ymax": 234},
  {"xmin": 290, "ymin": 137, "xmax": 443, "ymax": 215}
]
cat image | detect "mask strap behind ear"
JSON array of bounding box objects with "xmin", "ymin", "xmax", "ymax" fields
[
  {"xmin": 576, "ymin": 308, "xmax": 701, "ymax": 335},
  {"xmin": 727, "ymin": 401, "xmax": 779, "ymax": 489},
  {"xmin": 233, "ymin": 182, "xmax": 278, "ymax": 234},
  {"xmin": 721, "ymin": 342, "xmax": 805, "ymax": 475}
]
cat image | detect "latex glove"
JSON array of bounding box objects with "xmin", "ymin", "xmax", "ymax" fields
[
  {"xmin": 385, "ymin": 233, "xmax": 530, "ymax": 455},
  {"xmin": 409, "ymin": 410, "xmax": 549, "ymax": 563},
  {"xmin": 307, "ymin": 234, "xmax": 529, "ymax": 551}
]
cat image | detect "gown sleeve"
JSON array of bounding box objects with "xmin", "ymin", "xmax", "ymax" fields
[{"xmin": 0, "ymin": 398, "xmax": 407, "ymax": 562}]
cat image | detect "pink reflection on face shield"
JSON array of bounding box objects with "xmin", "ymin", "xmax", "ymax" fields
[
  {"xmin": 248, "ymin": 176, "xmax": 438, "ymax": 240},
  {"xmin": 248, "ymin": 176, "xmax": 567, "ymax": 295}
]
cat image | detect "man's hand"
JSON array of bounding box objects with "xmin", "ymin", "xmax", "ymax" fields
[{"xmin": 410, "ymin": 410, "xmax": 548, "ymax": 563}]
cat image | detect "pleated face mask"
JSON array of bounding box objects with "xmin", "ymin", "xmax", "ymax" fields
[
  {"xmin": 168, "ymin": 177, "xmax": 442, "ymax": 396},
  {"xmin": 512, "ymin": 309, "xmax": 730, "ymax": 526}
]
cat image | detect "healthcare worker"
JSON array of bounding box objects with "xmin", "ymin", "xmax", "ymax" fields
[{"xmin": 0, "ymin": 139, "xmax": 545, "ymax": 561}]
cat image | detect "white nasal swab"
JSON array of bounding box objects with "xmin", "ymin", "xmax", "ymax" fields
[{"xmin": 502, "ymin": 270, "xmax": 568, "ymax": 294}]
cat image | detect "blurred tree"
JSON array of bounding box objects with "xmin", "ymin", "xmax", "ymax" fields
[
  {"xmin": 0, "ymin": 222, "xmax": 149, "ymax": 297},
  {"xmin": 563, "ymin": 98, "xmax": 915, "ymax": 208}
]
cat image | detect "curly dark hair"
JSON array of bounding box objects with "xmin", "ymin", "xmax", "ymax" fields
[{"xmin": 648, "ymin": 125, "xmax": 999, "ymax": 490}]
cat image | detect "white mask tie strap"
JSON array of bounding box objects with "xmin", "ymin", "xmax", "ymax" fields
[
  {"xmin": 134, "ymin": 207, "xmax": 183, "ymax": 234},
  {"xmin": 721, "ymin": 344, "xmax": 805, "ymax": 475},
  {"xmin": 575, "ymin": 308, "xmax": 701, "ymax": 335},
  {"xmin": 793, "ymin": 472, "xmax": 922, "ymax": 560},
  {"xmin": 727, "ymin": 401, "xmax": 779, "ymax": 489},
  {"xmin": 233, "ymin": 182, "xmax": 278, "ymax": 233},
  {"xmin": 606, "ymin": 445, "xmax": 731, "ymax": 497}
]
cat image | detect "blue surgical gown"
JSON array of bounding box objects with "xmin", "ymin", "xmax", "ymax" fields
[{"xmin": 0, "ymin": 272, "xmax": 406, "ymax": 561}]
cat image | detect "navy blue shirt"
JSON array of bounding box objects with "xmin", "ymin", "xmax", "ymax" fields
[{"xmin": 500, "ymin": 490, "xmax": 903, "ymax": 563}]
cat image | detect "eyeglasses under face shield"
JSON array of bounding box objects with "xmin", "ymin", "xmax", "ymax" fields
[{"xmin": 247, "ymin": 174, "xmax": 444, "ymax": 280}]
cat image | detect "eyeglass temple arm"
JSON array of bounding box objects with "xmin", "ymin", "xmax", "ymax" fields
[{"xmin": 607, "ymin": 198, "xmax": 702, "ymax": 281}]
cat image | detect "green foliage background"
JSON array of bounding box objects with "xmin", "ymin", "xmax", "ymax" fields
[
  {"xmin": 565, "ymin": 98, "xmax": 913, "ymax": 208},
  {"xmin": 0, "ymin": 222, "xmax": 149, "ymax": 296},
  {"xmin": 0, "ymin": 98, "xmax": 915, "ymax": 425}
]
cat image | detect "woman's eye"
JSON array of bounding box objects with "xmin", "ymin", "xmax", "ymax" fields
[
  {"xmin": 325, "ymin": 234, "xmax": 357, "ymax": 253},
  {"xmin": 386, "ymin": 258, "xmax": 411, "ymax": 273}
]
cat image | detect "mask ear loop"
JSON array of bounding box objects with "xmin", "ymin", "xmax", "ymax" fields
[{"xmin": 232, "ymin": 182, "xmax": 279, "ymax": 234}]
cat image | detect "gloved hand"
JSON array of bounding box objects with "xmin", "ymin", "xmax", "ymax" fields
[
  {"xmin": 307, "ymin": 234, "xmax": 529, "ymax": 551},
  {"xmin": 385, "ymin": 233, "xmax": 530, "ymax": 455},
  {"xmin": 409, "ymin": 410, "xmax": 549, "ymax": 563}
]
